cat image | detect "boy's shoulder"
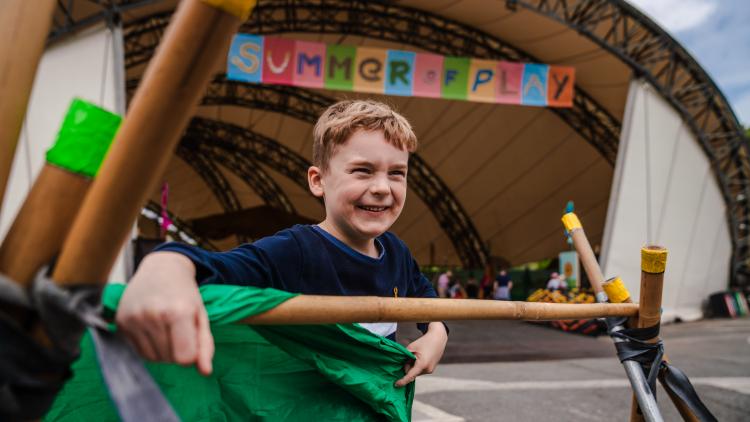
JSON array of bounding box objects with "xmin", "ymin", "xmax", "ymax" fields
[
  {"xmin": 377, "ymin": 231, "xmax": 413, "ymax": 257},
  {"xmin": 254, "ymin": 224, "xmax": 316, "ymax": 244}
]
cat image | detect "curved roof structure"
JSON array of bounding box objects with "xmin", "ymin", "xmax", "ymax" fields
[{"xmin": 50, "ymin": 0, "xmax": 749, "ymax": 285}]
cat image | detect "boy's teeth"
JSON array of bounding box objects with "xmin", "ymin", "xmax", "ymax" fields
[{"xmin": 360, "ymin": 206, "xmax": 386, "ymax": 211}]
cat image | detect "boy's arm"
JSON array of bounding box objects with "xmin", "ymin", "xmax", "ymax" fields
[
  {"xmin": 396, "ymin": 260, "xmax": 449, "ymax": 387},
  {"xmin": 117, "ymin": 232, "xmax": 302, "ymax": 374},
  {"xmin": 395, "ymin": 321, "xmax": 447, "ymax": 387},
  {"xmin": 116, "ymin": 251, "xmax": 214, "ymax": 375}
]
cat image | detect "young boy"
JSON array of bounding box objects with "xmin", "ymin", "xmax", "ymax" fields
[{"xmin": 116, "ymin": 100, "xmax": 448, "ymax": 388}]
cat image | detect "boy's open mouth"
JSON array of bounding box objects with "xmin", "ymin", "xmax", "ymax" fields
[{"xmin": 357, "ymin": 205, "xmax": 389, "ymax": 212}]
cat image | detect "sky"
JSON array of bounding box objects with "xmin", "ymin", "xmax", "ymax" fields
[{"xmin": 628, "ymin": 0, "xmax": 750, "ymax": 127}]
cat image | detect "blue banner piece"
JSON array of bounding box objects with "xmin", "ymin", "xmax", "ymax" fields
[
  {"xmin": 521, "ymin": 64, "xmax": 549, "ymax": 107},
  {"xmin": 227, "ymin": 34, "xmax": 264, "ymax": 83}
]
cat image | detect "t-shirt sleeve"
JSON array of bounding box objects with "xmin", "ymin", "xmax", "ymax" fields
[{"xmin": 151, "ymin": 230, "xmax": 302, "ymax": 288}]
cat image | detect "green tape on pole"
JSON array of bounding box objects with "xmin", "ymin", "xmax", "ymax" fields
[{"xmin": 45, "ymin": 98, "xmax": 122, "ymax": 178}]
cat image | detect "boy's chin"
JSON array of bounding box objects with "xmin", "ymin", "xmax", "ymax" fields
[{"xmin": 353, "ymin": 221, "xmax": 393, "ymax": 238}]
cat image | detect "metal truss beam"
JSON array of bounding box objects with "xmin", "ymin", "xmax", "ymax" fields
[
  {"xmin": 183, "ymin": 117, "xmax": 312, "ymax": 196},
  {"xmin": 510, "ymin": 0, "xmax": 750, "ymax": 286},
  {"xmin": 143, "ymin": 201, "xmax": 219, "ymax": 251},
  {"xmin": 196, "ymin": 76, "xmax": 489, "ymax": 267},
  {"xmin": 48, "ymin": 0, "xmax": 157, "ymax": 44},
  {"xmin": 175, "ymin": 147, "xmax": 251, "ymax": 244}
]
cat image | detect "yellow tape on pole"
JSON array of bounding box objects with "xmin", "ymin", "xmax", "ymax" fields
[
  {"xmin": 641, "ymin": 246, "xmax": 668, "ymax": 274},
  {"xmin": 603, "ymin": 277, "xmax": 631, "ymax": 304},
  {"xmin": 200, "ymin": 0, "xmax": 256, "ymax": 20},
  {"xmin": 561, "ymin": 212, "xmax": 582, "ymax": 231}
]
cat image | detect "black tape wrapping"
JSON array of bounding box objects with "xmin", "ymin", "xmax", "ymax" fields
[
  {"xmin": 0, "ymin": 270, "xmax": 178, "ymax": 422},
  {"xmin": 605, "ymin": 317, "xmax": 717, "ymax": 422}
]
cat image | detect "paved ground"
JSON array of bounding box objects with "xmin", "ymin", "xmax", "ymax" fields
[{"xmin": 397, "ymin": 318, "xmax": 750, "ymax": 421}]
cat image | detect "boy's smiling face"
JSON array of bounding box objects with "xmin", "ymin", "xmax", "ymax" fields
[{"xmin": 308, "ymin": 129, "xmax": 409, "ymax": 255}]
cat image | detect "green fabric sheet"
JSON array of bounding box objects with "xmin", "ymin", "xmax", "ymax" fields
[
  {"xmin": 45, "ymin": 284, "xmax": 415, "ymax": 421},
  {"xmin": 45, "ymin": 98, "xmax": 121, "ymax": 178}
]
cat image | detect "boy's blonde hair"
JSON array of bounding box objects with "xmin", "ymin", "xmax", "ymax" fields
[{"xmin": 312, "ymin": 100, "xmax": 417, "ymax": 171}]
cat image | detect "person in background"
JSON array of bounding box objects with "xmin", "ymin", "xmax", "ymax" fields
[
  {"xmin": 437, "ymin": 270, "xmax": 452, "ymax": 298},
  {"xmin": 493, "ymin": 269, "xmax": 513, "ymax": 300},
  {"xmin": 449, "ymin": 277, "xmax": 467, "ymax": 299},
  {"xmin": 546, "ymin": 272, "xmax": 565, "ymax": 293}
]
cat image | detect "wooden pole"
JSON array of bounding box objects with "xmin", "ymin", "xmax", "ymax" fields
[
  {"xmin": 562, "ymin": 213, "xmax": 607, "ymax": 302},
  {"xmin": 240, "ymin": 296, "xmax": 639, "ymax": 325},
  {"xmin": 605, "ymin": 273, "xmax": 699, "ymax": 422},
  {"xmin": 0, "ymin": 0, "xmax": 56, "ymax": 213},
  {"xmin": 0, "ymin": 166, "xmax": 90, "ymax": 286},
  {"xmin": 629, "ymin": 246, "xmax": 674, "ymax": 422},
  {"xmin": 52, "ymin": 0, "xmax": 254, "ymax": 286},
  {"xmin": 563, "ymin": 213, "xmax": 663, "ymax": 422}
]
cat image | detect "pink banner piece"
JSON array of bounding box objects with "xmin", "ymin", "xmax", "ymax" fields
[
  {"xmin": 293, "ymin": 40, "xmax": 326, "ymax": 88},
  {"xmin": 413, "ymin": 53, "xmax": 443, "ymax": 98},
  {"xmin": 496, "ymin": 61, "xmax": 523, "ymax": 105}
]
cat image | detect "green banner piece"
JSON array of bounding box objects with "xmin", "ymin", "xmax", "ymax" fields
[
  {"xmin": 46, "ymin": 284, "xmax": 415, "ymax": 421},
  {"xmin": 441, "ymin": 57, "xmax": 470, "ymax": 100},
  {"xmin": 45, "ymin": 98, "xmax": 122, "ymax": 178},
  {"xmin": 325, "ymin": 45, "xmax": 357, "ymax": 91}
]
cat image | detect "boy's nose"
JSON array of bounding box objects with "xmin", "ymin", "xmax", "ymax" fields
[{"xmin": 369, "ymin": 175, "xmax": 390, "ymax": 195}]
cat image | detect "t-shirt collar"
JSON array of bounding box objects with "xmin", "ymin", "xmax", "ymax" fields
[{"xmin": 312, "ymin": 225, "xmax": 385, "ymax": 261}]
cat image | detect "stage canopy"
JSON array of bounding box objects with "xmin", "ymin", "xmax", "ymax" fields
[{"xmin": 47, "ymin": 0, "xmax": 749, "ymax": 286}]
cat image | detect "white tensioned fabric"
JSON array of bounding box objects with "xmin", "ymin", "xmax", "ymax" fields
[{"xmin": 601, "ymin": 79, "xmax": 732, "ymax": 322}]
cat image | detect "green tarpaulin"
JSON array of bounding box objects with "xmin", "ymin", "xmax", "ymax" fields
[{"xmin": 45, "ymin": 284, "xmax": 415, "ymax": 421}]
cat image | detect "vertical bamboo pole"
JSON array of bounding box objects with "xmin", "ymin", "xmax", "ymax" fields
[
  {"xmin": 605, "ymin": 273, "xmax": 699, "ymax": 422},
  {"xmin": 52, "ymin": 0, "xmax": 254, "ymax": 286},
  {"xmin": 0, "ymin": 0, "xmax": 56, "ymax": 212},
  {"xmin": 563, "ymin": 213, "xmax": 663, "ymax": 422},
  {"xmin": 629, "ymin": 246, "xmax": 670, "ymax": 422}
]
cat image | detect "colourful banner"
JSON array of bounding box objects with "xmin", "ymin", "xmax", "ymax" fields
[{"xmin": 227, "ymin": 35, "xmax": 575, "ymax": 108}]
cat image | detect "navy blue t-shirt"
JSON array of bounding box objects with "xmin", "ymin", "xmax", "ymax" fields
[{"xmin": 153, "ymin": 225, "xmax": 439, "ymax": 339}]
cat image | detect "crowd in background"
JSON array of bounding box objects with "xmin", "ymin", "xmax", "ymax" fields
[
  {"xmin": 432, "ymin": 267, "xmax": 573, "ymax": 301},
  {"xmin": 435, "ymin": 269, "xmax": 513, "ymax": 300}
]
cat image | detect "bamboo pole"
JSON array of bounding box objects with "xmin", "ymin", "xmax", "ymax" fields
[
  {"xmin": 52, "ymin": 0, "xmax": 253, "ymax": 286},
  {"xmin": 0, "ymin": 165, "xmax": 90, "ymax": 286},
  {"xmin": 0, "ymin": 0, "xmax": 56, "ymax": 213},
  {"xmin": 605, "ymin": 273, "xmax": 699, "ymax": 422},
  {"xmin": 562, "ymin": 213, "xmax": 607, "ymax": 302},
  {"xmin": 629, "ymin": 246, "xmax": 674, "ymax": 422},
  {"xmin": 562, "ymin": 213, "xmax": 663, "ymax": 422},
  {"xmin": 240, "ymin": 296, "xmax": 639, "ymax": 325}
]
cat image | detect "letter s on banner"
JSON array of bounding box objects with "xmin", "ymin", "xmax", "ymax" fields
[{"xmin": 227, "ymin": 34, "xmax": 263, "ymax": 83}]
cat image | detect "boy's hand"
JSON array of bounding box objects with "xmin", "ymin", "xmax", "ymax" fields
[
  {"xmin": 115, "ymin": 252, "xmax": 215, "ymax": 376},
  {"xmin": 395, "ymin": 322, "xmax": 447, "ymax": 387}
]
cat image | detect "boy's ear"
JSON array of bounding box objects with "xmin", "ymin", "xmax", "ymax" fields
[{"xmin": 308, "ymin": 166, "xmax": 324, "ymax": 197}]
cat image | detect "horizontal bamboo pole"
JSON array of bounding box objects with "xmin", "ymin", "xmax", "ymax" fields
[{"xmin": 240, "ymin": 296, "xmax": 639, "ymax": 325}]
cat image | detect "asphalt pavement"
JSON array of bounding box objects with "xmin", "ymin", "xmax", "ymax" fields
[{"xmin": 397, "ymin": 318, "xmax": 750, "ymax": 421}]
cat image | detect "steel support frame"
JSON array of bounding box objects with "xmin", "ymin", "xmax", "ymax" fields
[
  {"xmin": 62, "ymin": 0, "xmax": 747, "ymax": 276},
  {"xmin": 510, "ymin": 0, "xmax": 750, "ymax": 285},
  {"xmin": 183, "ymin": 117, "xmax": 314, "ymax": 202},
  {"xmin": 143, "ymin": 200, "xmax": 219, "ymax": 251},
  {"xmin": 119, "ymin": 0, "xmax": 629, "ymax": 267}
]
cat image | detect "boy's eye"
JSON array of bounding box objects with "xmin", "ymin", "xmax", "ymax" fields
[
  {"xmin": 352, "ymin": 167, "xmax": 371, "ymax": 174},
  {"xmin": 389, "ymin": 170, "xmax": 406, "ymax": 177}
]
